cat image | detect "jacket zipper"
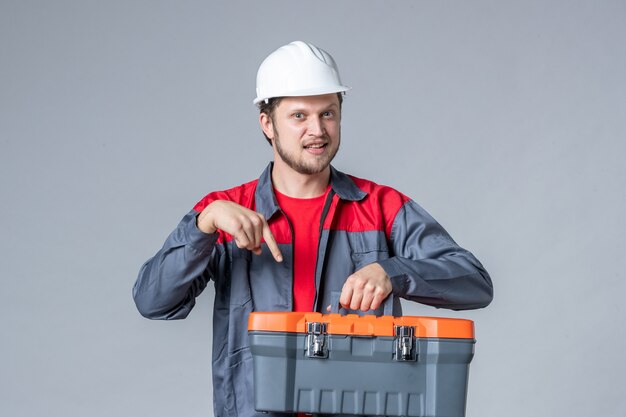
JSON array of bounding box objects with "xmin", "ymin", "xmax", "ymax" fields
[
  {"xmin": 278, "ymin": 208, "xmax": 296, "ymax": 311},
  {"xmin": 313, "ymin": 190, "xmax": 336, "ymax": 312}
]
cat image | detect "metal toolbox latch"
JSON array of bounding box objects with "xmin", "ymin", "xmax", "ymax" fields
[
  {"xmin": 394, "ymin": 325, "xmax": 417, "ymax": 361},
  {"xmin": 306, "ymin": 322, "xmax": 328, "ymax": 358}
]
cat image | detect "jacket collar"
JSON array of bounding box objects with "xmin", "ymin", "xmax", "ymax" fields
[{"xmin": 255, "ymin": 162, "xmax": 367, "ymax": 220}]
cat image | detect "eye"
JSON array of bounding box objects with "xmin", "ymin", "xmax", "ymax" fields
[
  {"xmin": 293, "ymin": 112, "xmax": 304, "ymax": 119},
  {"xmin": 322, "ymin": 111, "xmax": 335, "ymax": 118}
]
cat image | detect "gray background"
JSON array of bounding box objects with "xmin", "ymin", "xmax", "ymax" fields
[{"xmin": 1, "ymin": 1, "xmax": 625, "ymax": 416}]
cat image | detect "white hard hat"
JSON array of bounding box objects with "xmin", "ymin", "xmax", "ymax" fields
[{"xmin": 253, "ymin": 41, "xmax": 350, "ymax": 105}]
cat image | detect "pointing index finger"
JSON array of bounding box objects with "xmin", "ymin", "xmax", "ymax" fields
[{"xmin": 262, "ymin": 220, "xmax": 283, "ymax": 262}]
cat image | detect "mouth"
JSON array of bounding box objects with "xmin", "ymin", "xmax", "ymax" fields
[
  {"xmin": 303, "ymin": 142, "xmax": 328, "ymax": 155},
  {"xmin": 303, "ymin": 142, "xmax": 328, "ymax": 150}
]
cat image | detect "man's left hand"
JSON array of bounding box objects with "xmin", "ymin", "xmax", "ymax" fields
[{"xmin": 338, "ymin": 263, "xmax": 392, "ymax": 312}]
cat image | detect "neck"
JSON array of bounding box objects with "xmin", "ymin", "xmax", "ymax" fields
[{"xmin": 271, "ymin": 163, "xmax": 331, "ymax": 198}]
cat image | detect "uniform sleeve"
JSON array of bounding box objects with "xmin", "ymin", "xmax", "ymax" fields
[
  {"xmin": 132, "ymin": 210, "xmax": 220, "ymax": 320},
  {"xmin": 377, "ymin": 200, "xmax": 493, "ymax": 310}
]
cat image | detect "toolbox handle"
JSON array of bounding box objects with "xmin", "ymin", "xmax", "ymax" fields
[{"xmin": 330, "ymin": 293, "xmax": 395, "ymax": 316}]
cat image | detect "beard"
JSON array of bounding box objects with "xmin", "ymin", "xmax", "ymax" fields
[{"xmin": 273, "ymin": 129, "xmax": 340, "ymax": 175}]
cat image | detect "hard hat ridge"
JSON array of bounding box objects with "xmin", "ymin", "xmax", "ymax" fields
[{"xmin": 254, "ymin": 41, "xmax": 350, "ymax": 105}]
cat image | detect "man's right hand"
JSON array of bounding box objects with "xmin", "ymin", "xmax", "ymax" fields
[{"xmin": 197, "ymin": 200, "xmax": 283, "ymax": 262}]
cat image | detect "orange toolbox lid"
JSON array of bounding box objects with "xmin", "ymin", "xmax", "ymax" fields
[{"xmin": 248, "ymin": 312, "xmax": 474, "ymax": 339}]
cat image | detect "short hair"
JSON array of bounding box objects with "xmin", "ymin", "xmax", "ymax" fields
[{"xmin": 258, "ymin": 93, "xmax": 344, "ymax": 145}]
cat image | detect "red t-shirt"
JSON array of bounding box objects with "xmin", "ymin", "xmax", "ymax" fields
[{"xmin": 274, "ymin": 187, "xmax": 329, "ymax": 312}]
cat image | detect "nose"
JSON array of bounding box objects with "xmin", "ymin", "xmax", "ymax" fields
[{"xmin": 308, "ymin": 116, "xmax": 325, "ymax": 137}]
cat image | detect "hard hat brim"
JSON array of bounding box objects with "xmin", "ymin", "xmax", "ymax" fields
[{"xmin": 253, "ymin": 85, "xmax": 351, "ymax": 105}]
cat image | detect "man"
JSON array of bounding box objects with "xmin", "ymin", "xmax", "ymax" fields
[{"xmin": 133, "ymin": 41, "xmax": 493, "ymax": 417}]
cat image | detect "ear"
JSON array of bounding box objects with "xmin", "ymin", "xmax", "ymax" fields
[{"xmin": 259, "ymin": 113, "xmax": 275, "ymax": 140}]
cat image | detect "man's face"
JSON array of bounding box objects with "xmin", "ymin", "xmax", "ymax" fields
[{"xmin": 261, "ymin": 94, "xmax": 341, "ymax": 176}]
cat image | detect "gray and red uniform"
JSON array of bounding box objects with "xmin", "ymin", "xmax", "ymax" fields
[{"xmin": 133, "ymin": 163, "xmax": 493, "ymax": 417}]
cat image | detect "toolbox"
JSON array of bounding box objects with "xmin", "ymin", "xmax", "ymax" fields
[{"xmin": 248, "ymin": 311, "xmax": 476, "ymax": 417}]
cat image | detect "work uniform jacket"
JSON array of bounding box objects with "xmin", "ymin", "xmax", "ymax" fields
[{"xmin": 133, "ymin": 163, "xmax": 493, "ymax": 417}]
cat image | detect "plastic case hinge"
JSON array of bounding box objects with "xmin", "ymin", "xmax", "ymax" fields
[
  {"xmin": 394, "ymin": 325, "xmax": 417, "ymax": 361},
  {"xmin": 306, "ymin": 322, "xmax": 328, "ymax": 358}
]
